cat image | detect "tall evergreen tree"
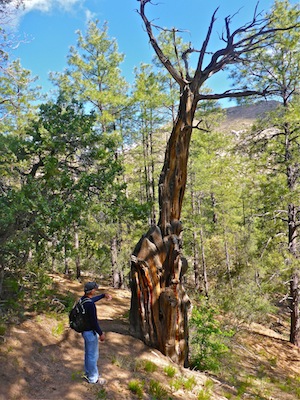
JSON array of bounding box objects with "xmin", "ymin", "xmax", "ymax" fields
[
  {"xmin": 51, "ymin": 20, "xmax": 128, "ymax": 133},
  {"xmin": 50, "ymin": 20, "xmax": 154, "ymax": 286},
  {"xmin": 130, "ymin": 63, "xmax": 168, "ymax": 224},
  {"xmin": 0, "ymin": 59, "xmax": 41, "ymax": 133},
  {"xmin": 231, "ymin": 0, "xmax": 300, "ymax": 346}
]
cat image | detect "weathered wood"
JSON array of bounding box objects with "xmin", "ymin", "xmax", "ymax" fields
[{"xmin": 130, "ymin": 225, "xmax": 191, "ymax": 366}]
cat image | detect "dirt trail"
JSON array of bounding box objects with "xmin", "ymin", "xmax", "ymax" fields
[
  {"xmin": 0, "ymin": 275, "xmax": 225, "ymax": 400},
  {"xmin": 1, "ymin": 274, "xmax": 300, "ymax": 400}
]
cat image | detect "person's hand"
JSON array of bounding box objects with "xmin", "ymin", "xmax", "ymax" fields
[
  {"xmin": 99, "ymin": 333, "xmax": 105, "ymax": 342},
  {"xmin": 105, "ymin": 293, "xmax": 112, "ymax": 301}
]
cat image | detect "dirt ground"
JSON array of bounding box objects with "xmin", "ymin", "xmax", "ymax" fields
[{"xmin": 0, "ymin": 274, "xmax": 299, "ymax": 400}]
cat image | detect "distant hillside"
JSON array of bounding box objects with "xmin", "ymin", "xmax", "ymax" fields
[{"xmin": 221, "ymin": 100, "xmax": 280, "ymax": 133}]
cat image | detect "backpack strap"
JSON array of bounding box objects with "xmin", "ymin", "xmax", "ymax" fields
[
  {"xmin": 78, "ymin": 297, "xmax": 92, "ymax": 313},
  {"xmin": 80, "ymin": 297, "xmax": 93, "ymax": 305}
]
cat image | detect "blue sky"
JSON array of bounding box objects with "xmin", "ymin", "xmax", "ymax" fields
[{"xmin": 10, "ymin": 0, "xmax": 296, "ymax": 104}]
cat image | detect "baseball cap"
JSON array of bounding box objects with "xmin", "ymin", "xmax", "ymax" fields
[{"xmin": 84, "ymin": 281, "xmax": 99, "ymax": 292}]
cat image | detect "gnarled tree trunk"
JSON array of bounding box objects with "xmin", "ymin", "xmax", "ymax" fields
[
  {"xmin": 130, "ymin": 0, "xmax": 288, "ymax": 366},
  {"xmin": 130, "ymin": 87, "xmax": 195, "ymax": 366},
  {"xmin": 130, "ymin": 224, "xmax": 190, "ymax": 365}
]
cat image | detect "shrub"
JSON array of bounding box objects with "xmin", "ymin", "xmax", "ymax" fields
[{"xmin": 190, "ymin": 297, "xmax": 234, "ymax": 372}]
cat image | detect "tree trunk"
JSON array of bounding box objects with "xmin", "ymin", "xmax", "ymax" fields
[
  {"xmin": 199, "ymin": 226, "xmax": 209, "ymax": 298},
  {"xmin": 158, "ymin": 89, "xmax": 196, "ymax": 236},
  {"xmin": 130, "ymin": 225, "xmax": 190, "ymax": 366},
  {"xmin": 290, "ymin": 272, "xmax": 300, "ymax": 347},
  {"xmin": 287, "ymin": 204, "xmax": 300, "ymax": 346},
  {"xmin": 193, "ymin": 230, "xmax": 201, "ymax": 290},
  {"xmin": 288, "ymin": 203, "xmax": 298, "ymax": 256},
  {"xmin": 224, "ymin": 227, "xmax": 233, "ymax": 290},
  {"xmin": 0, "ymin": 267, "xmax": 4, "ymax": 299},
  {"xmin": 190, "ymin": 174, "xmax": 201, "ymax": 290},
  {"xmin": 111, "ymin": 236, "xmax": 120, "ymax": 288},
  {"xmin": 130, "ymin": 87, "xmax": 195, "ymax": 366},
  {"xmin": 64, "ymin": 244, "xmax": 69, "ymax": 275},
  {"xmin": 74, "ymin": 229, "xmax": 80, "ymax": 279},
  {"xmin": 196, "ymin": 196, "xmax": 209, "ymax": 297},
  {"xmin": 149, "ymin": 122, "xmax": 157, "ymax": 225}
]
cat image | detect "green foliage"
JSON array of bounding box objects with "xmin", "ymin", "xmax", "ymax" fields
[
  {"xmin": 190, "ymin": 297, "xmax": 234, "ymax": 372},
  {"xmin": 51, "ymin": 321, "xmax": 65, "ymax": 337},
  {"xmin": 170, "ymin": 375, "xmax": 197, "ymax": 393},
  {"xmin": 219, "ymin": 288, "xmax": 275, "ymax": 326},
  {"xmin": 230, "ymin": 0, "xmax": 300, "ymax": 105},
  {"xmin": 128, "ymin": 380, "xmax": 144, "ymax": 399},
  {"xmin": 163, "ymin": 365, "xmax": 176, "ymax": 378},
  {"xmin": 71, "ymin": 370, "xmax": 83, "ymax": 381},
  {"xmin": 197, "ymin": 379, "xmax": 214, "ymax": 400},
  {"xmin": 197, "ymin": 389, "xmax": 212, "ymax": 400},
  {"xmin": 0, "ymin": 0, "xmax": 299, "ymax": 348},
  {"xmin": 143, "ymin": 360, "xmax": 157, "ymax": 373},
  {"xmin": 182, "ymin": 376, "xmax": 197, "ymax": 390},
  {"xmin": 0, "ymin": 96, "xmax": 124, "ymax": 280},
  {"xmin": 0, "ymin": 262, "xmax": 77, "ymax": 320},
  {"xmin": 148, "ymin": 379, "xmax": 169, "ymax": 400},
  {"xmin": 0, "ymin": 324, "xmax": 6, "ymax": 336},
  {"xmin": 95, "ymin": 388, "xmax": 107, "ymax": 400},
  {"xmin": 0, "ymin": 59, "xmax": 41, "ymax": 134},
  {"xmin": 0, "ymin": 275, "xmax": 24, "ymax": 315},
  {"xmin": 48, "ymin": 19, "xmax": 151, "ymax": 285},
  {"xmin": 51, "ymin": 20, "xmax": 128, "ymax": 131}
]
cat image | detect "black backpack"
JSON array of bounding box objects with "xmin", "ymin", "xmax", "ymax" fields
[{"xmin": 69, "ymin": 297, "xmax": 92, "ymax": 332}]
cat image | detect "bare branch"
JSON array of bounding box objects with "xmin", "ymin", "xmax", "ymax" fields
[
  {"xmin": 137, "ymin": 0, "xmax": 185, "ymax": 86},
  {"xmin": 195, "ymin": 7, "xmax": 219, "ymax": 79},
  {"xmin": 192, "ymin": 119, "xmax": 210, "ymax": 132},
  {"xmin": 172, "ymin": 28, "xmax": 184, "ymax": 79},
  {"xmin": 196, "ymin": 88, "xmax": 270, "ymax": 101},
  {"xmin": 199, "ymin": 10, "xmax": 299, "ymax": 86},
  {"xmin": 181, "ymin": 46, "xmax": 196, "ymax": 81}
]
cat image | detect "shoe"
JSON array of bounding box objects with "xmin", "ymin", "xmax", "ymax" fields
[
  {"xmin": 82, "ymin": 373, "xmax": 106, "ymax": 385},
  {"xmin": 96, "ymin": 378, "xmax": 107, "ymax": 385}
]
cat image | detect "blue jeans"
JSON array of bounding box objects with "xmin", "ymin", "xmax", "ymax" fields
[{"xmin": 82, "ymin": 330, "xmax": 99, "ymax": 383}]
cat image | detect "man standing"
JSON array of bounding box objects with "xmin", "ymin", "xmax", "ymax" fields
[{"xmin": 81, "ymin": 281, "xmax": 112, "ymax": 384}]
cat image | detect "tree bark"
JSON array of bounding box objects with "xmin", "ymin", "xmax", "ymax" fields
[
  {"xmin": 130, "ymin": 85, "xmax": 195, "ymax": 366},
  {"xmin": 193, "ymin": 230, "xmax": 201, "ymax": 290},
  {"xmin": 158, "ymin": 88, "xmax": 196, "ymax": 236},
  {"xmin": 111, "ymin": 236, "xmax": 122, "ymax": 289},
  {"xmin": 290, "ymin": 272, "xmax": 300, "ymax": 347},
  {"xmin": 130, "ymin": 224, "xmax": 191, "ymax": 366}
]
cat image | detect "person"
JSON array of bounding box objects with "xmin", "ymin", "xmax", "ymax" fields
[{"xmin": 81, "ymin": 281, "xmax": 112, "ymax": 385}]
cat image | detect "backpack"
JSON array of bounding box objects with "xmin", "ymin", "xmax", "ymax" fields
[{"xmin": 69, "ymin": 297, "xmax": 92, "ymax": 332}]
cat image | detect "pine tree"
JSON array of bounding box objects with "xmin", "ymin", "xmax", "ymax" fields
[{"xmin": 231, "ymin": 0, "xmax": 300, "ymax": 346}]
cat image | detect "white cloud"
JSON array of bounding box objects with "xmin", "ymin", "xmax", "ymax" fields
[
  {"xmin": 23, "ymin": 0, "xmax": 51, "ymax": 12},
  {"xmin": 85, "ymin": 8, "xmax": 96, "ymax": 23},
  {"xmin": 22, "ymin": 0, "xmax": 83, "ymax": 14}
]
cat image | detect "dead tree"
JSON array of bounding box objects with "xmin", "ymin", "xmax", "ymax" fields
[
  {"xmin": 130, "ymin": 0, "xmax": 296, "ymax": 366},
  {"xmin": 290, "ymin": 272, "xmax": 300, "ymax": 347}
]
